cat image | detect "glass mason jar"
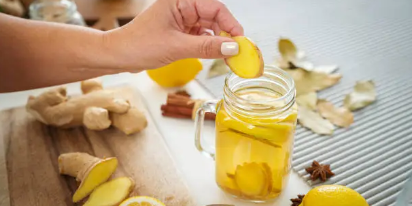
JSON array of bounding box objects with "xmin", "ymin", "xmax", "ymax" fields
[
  {"xmin": 195, "ymin": 65, "xmax": 297, "ymax": 203},
  {"xmin": 29, "ymin": 0, "xmax": 85, "ymax": 26}
]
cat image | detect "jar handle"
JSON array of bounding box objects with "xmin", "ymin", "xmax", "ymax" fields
[{"xmin": 194, "ymin": 100, "xmax": 219, "ymax": 159}]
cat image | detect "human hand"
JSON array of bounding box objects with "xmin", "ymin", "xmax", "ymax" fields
[{"xmin": 104, "ymin": 0, "xmax": 244, "ymax": 71}]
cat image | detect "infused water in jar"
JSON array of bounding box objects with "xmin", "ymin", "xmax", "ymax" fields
[{"xmin": 195, "ymin": 65, "xmax": 297, "ymax": 202}]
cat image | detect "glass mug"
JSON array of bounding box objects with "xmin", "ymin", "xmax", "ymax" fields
[{"xmin": 194, "ymin": 65, "xmax": 297, "ymax": 203}]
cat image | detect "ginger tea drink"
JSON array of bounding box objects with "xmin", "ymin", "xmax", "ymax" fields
[
  {"xmin": 215, "ymin": 89, "xmax": 297, "ymax": 202},
  {"xmin": 194, "ymin": 66, "xmax": 296, "ymax": 203}
]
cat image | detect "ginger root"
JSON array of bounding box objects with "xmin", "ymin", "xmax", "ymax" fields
[
  {"xmin": 83, "ymin": 107, "xmax": 112, "ymax": 130},
  {"xmin": 223, "ymin": 36, "xmax": 264, "ymax": 78},
  {"xmin": 81, "ymin": 78, "xmax": 104, "ymax": 94},
  {"xmin": 84, "ymin": 177, "xmax": 135, "ymax": 206},
  {"xmin": 26, "ymin": 78, "xmax": 147, "ymax": 135},
  {"xmin": 58, "ymin": 152, "xmax": 118, "ymax": 202},
  {"xmin": 111, "ymin": 107, "xmax": 148, "ymax": 135}
]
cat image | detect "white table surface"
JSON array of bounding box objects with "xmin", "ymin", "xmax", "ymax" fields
[{"xmin": 0, "ymin": 72, "xmax": 311, "ymax": 206}]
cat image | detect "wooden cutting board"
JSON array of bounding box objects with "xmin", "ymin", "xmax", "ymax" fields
[{"xmin": 0, "ymin": 86, "xmax": 196, "ymax": 206}]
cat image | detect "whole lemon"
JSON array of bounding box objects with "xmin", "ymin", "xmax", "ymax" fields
[
  {"xmin": 147, "ymin": 58, "xmax": 202, "ymax": 87},
  {"xmin": 302, "ymin": 185, "xmax": 368, "ymax": 206}
]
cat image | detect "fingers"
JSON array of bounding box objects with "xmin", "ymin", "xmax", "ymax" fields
[
  {"xmin": 176, "ymin": 34, "xmax": 239, "ymax": 59},
  {"xmin": 188, "ymin": 24, "xmax": 217, "ymax": 36},
  {"xmin": 197, "ymin": 19, "xmax": 222, "ymax": 35},
  {"xmin": 194, "ymin": 0, "xmax": 244, "ymax": 36},
  {"xmin": 177, "ymin": 0, "xmax": 244, "ymax": 36},
  {"xmin": 188, "ymin": 25, "xmax": 202, "ymax": 35},
  {"xmin": 177, "ymin": 0, "xmax": 198, "ymax": 27}
]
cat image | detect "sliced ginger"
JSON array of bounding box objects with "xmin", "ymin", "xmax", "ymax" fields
[
  {"xmin": 219, "ymin": 32, "xmax": 264, "ymax": 79},
  {"xmin": 225, "ymin": 37, "xmax": 264, "ymax": 78},
  {"xmin": 58, "ymin": 153, "xmax": 118, "ymax": 202},
  {"xmin": 84, "ymin": 177, "xmax": 135, "ymax": 206},
  {"xmin": 234, "ymin": 162, "xmax": 272, "ymax": 197}
]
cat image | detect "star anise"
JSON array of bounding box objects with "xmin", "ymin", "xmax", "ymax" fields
[
  {"xmin": 290, "ymin": 194, "xmax": 305, "ymax": 206},
  {"xmin": 305, "ymin": 160, "xmax": 335, "ymax": 182}
]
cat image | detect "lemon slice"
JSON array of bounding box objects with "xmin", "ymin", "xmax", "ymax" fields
[{"xmin": 119, "ymin": 196, "xmax": 165, "ymax": 206}]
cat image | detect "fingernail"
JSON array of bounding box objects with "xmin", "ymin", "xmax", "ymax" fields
[{"xmin": 221, "ymin": 42, "xmax": 239, "ymax": 56}]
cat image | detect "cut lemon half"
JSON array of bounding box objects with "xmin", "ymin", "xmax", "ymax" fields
[{"xmin": 119, "ymin": 196, "xmax": 165, "ymax": 206}]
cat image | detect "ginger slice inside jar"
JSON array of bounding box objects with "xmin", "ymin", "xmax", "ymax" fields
[{"xmin": 234, "ymin": 162, "xmax": 272, "ymax": 197}]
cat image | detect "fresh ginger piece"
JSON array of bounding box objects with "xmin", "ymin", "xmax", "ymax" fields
[
  {"xmin": 26, "ymin": 87, "xmax": 130, "ymax": 128},
  {"xmin": 225, "ymin": 36, "xmax": 264, "ymax": 78},
  {"xmin": 58, "ymin": 153, "xmax": 118, "ymax": 202},
  {"xmin": 81, "ymin": 78, "xmax": 103, "ymax": 94},
  {"xmin": 111, "ymin": 107, "xmax": 148, "ymax": 135},
  {"xmin": 234, "ymin": 162, "xmax": 269, "ymax": 196},
  {"xmin": 83, "ymin": 107, "xmax": 112, "ymax": 130},
  {"xmin": 84, "ymin": 177, "xmax": 135, "ymax": 206}
]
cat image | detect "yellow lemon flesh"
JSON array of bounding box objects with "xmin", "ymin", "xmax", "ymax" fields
[
  {"xmin": 119, "ymin": 196, "xmax": 165, "ymax": 206},
  {"xmin": 147, "ymin": 58, "xmax": 202, "ymax": 87},
  {"xmin": 302, "ymin": 185, "xmax": 369, "ymax": 206}
]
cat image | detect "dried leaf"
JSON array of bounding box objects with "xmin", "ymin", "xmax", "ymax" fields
[
  {"xmin": 275, "ymin": 58, "xmax": 292, "ymax": 70},
  {"xmin": 296, "ymin": 92, "xmax": 317, "ymax": 110},
  {"xmin": 298, "ymin": 106, "xmax": 334, "ymax": 135},
  {"xmin": 317, "ymin": 99, "xmax": 354, "ymax": 127},
  {"xmin": 308, "ymin": 65, "xmax": 339, "ymax": 74},
  {"xmin": 344, "ymin": 80, "xmax": 376, "ymax": 111},
  {"xmin": 277, "ymin": 39, "xmax": 311, "ymax": 70},
  {"xmin": 278, "ymin": 38, "xmax": 298, "ymax": 62},
  {"xmin": 276, "ymin": 39, "xmax": 338, "ymax": 74},
  {"xmin": 286, "ymin": 68, "xmax": 342, "ymax": 96},
  {"xmin": 294, "ymin": 61, "xmax": 314, "ymax": 70},
  {"xmin": 207, "ymin": 59, "xmax": 229, "ymax": 78}
]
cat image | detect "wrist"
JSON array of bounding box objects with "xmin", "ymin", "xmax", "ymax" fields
[{"xmin": 100, "ymin": 27, "xmax": 144, "ymax": 73}]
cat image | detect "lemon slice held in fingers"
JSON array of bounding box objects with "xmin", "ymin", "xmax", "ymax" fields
[{"xmin": 119, "ymin": 196, "xmax": 165, "ymax": 206}]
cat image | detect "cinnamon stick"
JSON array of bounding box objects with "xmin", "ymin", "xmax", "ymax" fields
[
  {"xmin": 167, "ymin": 95, "xmax": 195, "ymax": 108},
  {"xmin": 161, "ymin": 105, "xmax": 193, "ymax": 116},
  {"xmin": 161, "ymin": 105, "xmax": 216, "ymax": 120},
  {"xmin": 175, "ymin": 90, "xmax": 191, "ymax": 97},
  {"xmin": 161, "ymin": 92, "xmax": 216, "ymax": 120},
  {"xmin": 162, "ymin": 112, "xmax": 191, "ymax": 119},
  {"xmin": 205, "ymin": 112, "xmax": 217, "ymax": 120},
  {"xmin": 168, "ymin": 93, "xmax": 191, "ymax": 100}
]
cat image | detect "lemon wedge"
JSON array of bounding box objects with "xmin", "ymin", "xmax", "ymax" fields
[{"xmin": 119, "ymin": 196, "xmax": 165, "ymax": 206}]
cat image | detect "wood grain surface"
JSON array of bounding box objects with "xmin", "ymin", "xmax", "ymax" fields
[{"xmin": 0, "ymin": 86, "xmax": 195, "ymax": 206}]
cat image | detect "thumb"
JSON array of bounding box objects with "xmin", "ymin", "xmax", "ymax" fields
[{"xmin": 179, "ymin": 35, "xmax": 239, "ymax": 59}]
